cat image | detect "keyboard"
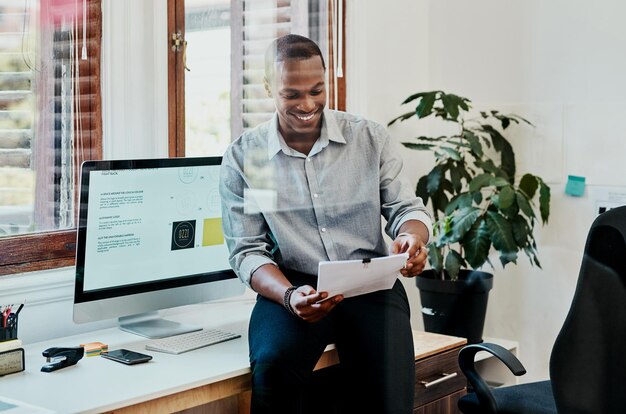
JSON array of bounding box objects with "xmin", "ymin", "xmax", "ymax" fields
[{"xmin": 145, "ymin": 329, "xmax": 241, "ymax": 355}]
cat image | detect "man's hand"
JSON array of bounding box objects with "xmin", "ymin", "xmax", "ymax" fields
[
  {"xmin": 392, "ymin": 233, "xmax": 428, "ymax": 278},
  {"xmin": 289, "ymin": 285, "xmax": 343, "ymax": 323}
]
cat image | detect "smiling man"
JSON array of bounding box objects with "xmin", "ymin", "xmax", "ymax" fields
[{"xmin": 220, "ymin": 34, "xmax": 433, "ymax": 414}]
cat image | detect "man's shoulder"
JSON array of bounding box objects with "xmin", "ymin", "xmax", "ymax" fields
[
  {"xmin": 329, "ymin": 110, "xmax": 386, "ymax": 132},
  {"xmin": 327, "ymin": 110, "xmax": 387, "ymax": 143},
  {"xmin": 228, "ymin": 119, "xmax": 272, "ymax": 152}
]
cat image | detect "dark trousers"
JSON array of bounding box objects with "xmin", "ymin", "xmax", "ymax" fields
[{"xmin": 248, "ymin": 271, "xmax": 415, "ymax": 414}]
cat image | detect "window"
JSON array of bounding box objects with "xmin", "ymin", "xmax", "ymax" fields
[
  {"xmin": 0, "ymin": 0, "xmax": 102, "ymax": 275},
  {"xmin": 169, "ymin": 0, "xmax": 345, "ymax": 157}
]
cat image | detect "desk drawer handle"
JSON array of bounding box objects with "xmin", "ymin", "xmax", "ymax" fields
[{"xmin": 420, "ymin": 372, "xmax": 458, "ymax": 388}]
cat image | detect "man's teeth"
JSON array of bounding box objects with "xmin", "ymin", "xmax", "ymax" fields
[{"xmin": 295, "ymin": 113, "xmax": 314, "ymax": 121}]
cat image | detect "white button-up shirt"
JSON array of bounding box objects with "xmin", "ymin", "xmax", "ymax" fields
[{"xmin": 220, "ymin": 109, "xmax": 432, "ymax": 287}]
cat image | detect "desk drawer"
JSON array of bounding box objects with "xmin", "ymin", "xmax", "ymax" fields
[{"xmin": 414, "ymin": 347, "xmax": 465, "ymax": 408}]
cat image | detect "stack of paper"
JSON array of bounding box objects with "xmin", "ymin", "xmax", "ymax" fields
[{"xmin": 317, "ymin": 253, "xmax": 409, "ymax": 299}]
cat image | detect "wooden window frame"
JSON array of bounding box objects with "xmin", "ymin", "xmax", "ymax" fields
[
  {"xmin": 0, "ymin": 0, "xmax": 103, "ymax": 277},
  {"xmin": 168, "ymin": 0, "xmax": 347, "ymax": 157}
]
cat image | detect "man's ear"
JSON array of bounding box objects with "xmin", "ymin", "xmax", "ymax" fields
[{"xmin": 263, "ymin": 77, "xmax": 272, "ymax": 98}]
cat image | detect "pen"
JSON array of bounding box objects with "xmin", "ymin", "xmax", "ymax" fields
[{"xmin": 16, "ymin": 302, "xmax": 24, "ymax": 315}]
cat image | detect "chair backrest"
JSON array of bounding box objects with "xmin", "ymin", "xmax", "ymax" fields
[{"xmin": 550, "ymin": 206, "xmax": 626, "ymax": 413}]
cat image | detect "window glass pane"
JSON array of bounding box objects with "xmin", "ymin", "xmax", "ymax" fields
[
  {"xmin": 185, "ymin": 0, "xmax": 231, "ymax": 157},
  {"xmin": 184, "ymin": 0, "xmax": 328, "ymax": 157},
  {"xmin": 0, "ymin": 0, "xmax": 85, "ymax": 238},
  {"xmin": 0, "ymin": 2, "xmax": 38, "ymax": 236}
]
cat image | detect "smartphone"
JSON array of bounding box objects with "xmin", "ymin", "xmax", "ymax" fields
[{"xmin": 101, "ymin": 349, "xmax": 152, "ymax": 365}]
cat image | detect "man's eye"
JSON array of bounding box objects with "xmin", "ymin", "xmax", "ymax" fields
[{"xmin": 311, "ymin": 90, "xmax": 322, "ymax": 96}]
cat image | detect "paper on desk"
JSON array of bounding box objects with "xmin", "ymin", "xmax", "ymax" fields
[
  {"xmin": 0, "ymin": 396, "xmax": 55, "ymax": 414},
  {"xmin": 316, "ymin": 253, "xmax": 409, "ymax": 299}
]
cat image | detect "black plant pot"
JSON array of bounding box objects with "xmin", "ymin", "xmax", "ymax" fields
[{"xmin": 416, "ymin": 269, "xmax": 493, "ymax": 344}]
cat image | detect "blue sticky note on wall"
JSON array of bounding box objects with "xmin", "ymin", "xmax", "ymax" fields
[{"xmin": 565, "ymin": 175, "xmax": 586, "ymax": 197}]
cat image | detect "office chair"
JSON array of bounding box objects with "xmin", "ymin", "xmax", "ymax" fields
[{"xmin": 456, "ymin": 206, "xmax": 626, "ymax": 414}]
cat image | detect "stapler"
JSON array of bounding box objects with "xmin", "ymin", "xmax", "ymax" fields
[{"xmin": 41, "ymin": 346, "xmax": 84, "ymax": 372}]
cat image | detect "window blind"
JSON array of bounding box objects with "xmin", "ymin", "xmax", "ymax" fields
[
  {"xmin": 0, "ymin": 0, "xmax": 102, "ymax": 275},
  {"xmin": 231, "ymin": 0, "xmax": 329, "ymax": 139}
]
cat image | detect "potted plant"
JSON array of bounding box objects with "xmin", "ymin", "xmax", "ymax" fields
[{"xmin": 388, "ymin": 91, "xmax": 551, "ymax": 343}]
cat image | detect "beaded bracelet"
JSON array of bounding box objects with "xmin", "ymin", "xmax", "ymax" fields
[{"xmin": 283, "ymin": 286, "xmax": 298, "ymax": 317}]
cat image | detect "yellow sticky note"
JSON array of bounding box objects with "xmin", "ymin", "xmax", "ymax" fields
[{"xmin": 203, "ymin": 218, "xmax": 224, "ymax": 246}]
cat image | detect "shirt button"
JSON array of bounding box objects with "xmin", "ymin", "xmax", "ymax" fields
[
  {"xmin": 306, "ymin": 158, "xmax": 311, "ymax": 162},
  {"xmin": 313, "ymin": 193, "xmax": 319, "ymax": 198},
  {"xmin": 321, "ymin": 227, "xmax": 327, "ymax": 232}
]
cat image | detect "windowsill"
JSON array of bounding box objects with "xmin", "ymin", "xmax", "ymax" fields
[{"xmin": 0, "ymin": 266, "xmax": 75, "ymax": 302}]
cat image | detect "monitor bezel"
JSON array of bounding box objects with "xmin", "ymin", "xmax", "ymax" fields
[{"xmin": 73, "ymin": 156, "xmax": 237, "ymax": 305}]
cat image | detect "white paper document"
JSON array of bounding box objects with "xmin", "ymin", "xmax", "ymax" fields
[{"xmin": 317, "ymin": 253, "xmax": 409, "ymax": 299}]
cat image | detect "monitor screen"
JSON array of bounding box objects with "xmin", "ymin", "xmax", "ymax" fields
[{"xmin": 73, "ymin": 157, "xmax": 244, "ymax": 338}]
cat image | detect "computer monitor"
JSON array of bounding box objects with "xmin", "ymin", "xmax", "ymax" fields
[{"xmin": 73, "ymin": 157, "xmax": 245, "ymax": 338}]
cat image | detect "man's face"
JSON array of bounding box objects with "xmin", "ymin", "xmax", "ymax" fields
[{"xmin": 268, "ymin": 56, "xmax": 326, "ymax": 140}]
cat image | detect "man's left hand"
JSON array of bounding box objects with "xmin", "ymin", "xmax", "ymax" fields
[{"xmin": 392, "ymin": 233, "xmax": 428, "ymax": 278}]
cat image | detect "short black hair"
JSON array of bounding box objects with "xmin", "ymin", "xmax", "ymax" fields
[{"xmin": 264, "ymin": 34, "xmax": 326, "ymax": 82}]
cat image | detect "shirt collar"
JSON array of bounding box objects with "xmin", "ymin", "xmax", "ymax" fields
[{"xmin": 267, "ymin": 109, "xmax": 347, "ymax": 160}]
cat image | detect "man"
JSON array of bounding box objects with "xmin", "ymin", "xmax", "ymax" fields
[{"xmin": 220, "ymin": 34, "xmax": 432, "ymax": 414}]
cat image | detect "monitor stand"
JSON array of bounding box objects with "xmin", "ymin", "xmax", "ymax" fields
[{"xmin": 118, "ymin": 312, "xmax": 201, "ymax": 339}]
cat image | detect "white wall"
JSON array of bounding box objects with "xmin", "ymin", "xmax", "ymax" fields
[{"xmin": 347, "ymin": 0, "xmax": 626, "ymax": 382}]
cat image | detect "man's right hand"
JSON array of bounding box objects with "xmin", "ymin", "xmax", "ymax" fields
[{"xmin": 290, "ymin": 285, "xmax": 343, "ymax": 323}]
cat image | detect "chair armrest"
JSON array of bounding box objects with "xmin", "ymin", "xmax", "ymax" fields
[{"xmin": 458, "ymin": 343, "xmax": 527, "ymax": 414}]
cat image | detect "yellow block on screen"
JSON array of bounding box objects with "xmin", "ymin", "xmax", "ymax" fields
[{"xmin": 203, "ymin": 218, "xmax": 224, "ymax": 246}]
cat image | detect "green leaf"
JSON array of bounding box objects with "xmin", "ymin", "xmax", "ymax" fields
[
  {"xmin": 415, "ymin": 176, "xmax": 429, "ymax": 205},
  {"xmin": 427, "ymin": 167, "xmax": 443, "ymax": 194},
  {"xmin": 440, "ymin": 93, "xmax": 471, "ymax": 121},
  {"xmin": 444, "ymin": 250, "xmax": 464, "ymax": 280},
  {"xmin": 403, "ymin": 143, "xmax": 433, "ymax": 151},
  {"xmin": 516, "ymin": 191, "xmax": 535, "ymax": 218},
  {"xmin": 491, "ymin": 177, "xmax": 510, "ymax": 188},
  {"xmin": 451, "ymin": 207, "xmax": 481, "ymax": 240},
  {"xmin": 401, "ymin": 91, "xmax": 430, "ymax": 105},
  {"xmin": 475, "ymin": 159, "xmax": 507, "ymax": 178},
  {"xmin": 482, "ymin": 124, "xmax": 516, "ymax": 180},
  {"xmin": 431, "ymin": 190, "xmax": 450, "ymax": 216},
  {"xmin": 499, "ymin": 251, "xmax": 518, "ymax": 267},
  {"xmin": 463, "ymin": 130, "xmax": 483, "ymax": 158},
  {"xmin": 501, "ymin": 196, "xmax": 520, "ymax": 219},
  {"xmin": 539, "ymin": 181, "xmax": 551, "ymax": 223},
  {"xmin": 469, "ymin": 173, "xmax": 492, "ymax": 192},
  {"xmin": 519, "ymin": 174, "xmax": 539, "ymax": 198},
  {"xmin": 416, "ymin": 135, "xmax": 446, "ymax": 142},
  {"xmin": 387, "ymin": 111, "xmax": 416, "ymax": 126},
  {"xmin": 510, "ymin": 114, "xmax": 534, "ymax": 126},
  {"xmin": 472, "ymin": 191, "xmax": 483, "ymax": 205},
  {"xmin": 415, "ymin": 92, "xmax": 437, "ymax": 119},
  {"xmin": 439, "ymin": 146, "xmax": 462, "ymax": 161},
  {"xmin": 450, "ymin": 164, "xmax": 463, "ymax": 193},
  {"xmin": 524, "ymin": 246, "xmax": 542, "ymax": 268},
  {"xmin": 446, "ymin": 193, "xmax": 473, "ymax": 215},
  {"xmin": 485, "ymin": 211, "xmax": 518, "ymax": 255},
  {"xmin": 511, "ymin": 215, "xmax": 531, "ymax": 247},
  {"xmin": 428, "ymin": 246, "xmax": 443, "ymax": 273},
  {"xmin": 499, "ymin": 186, "xmax": 515, "ymax": 209},
  {"xmin": 463, "ymin": 219, "xmax": 491, "ymax": 269}
]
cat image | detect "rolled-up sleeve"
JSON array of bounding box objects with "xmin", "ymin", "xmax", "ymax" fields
[
  {"xmin": 219, "ymin": 148, "xmax": 277, "ymax": 288},
  {"xmin": 377, "ymin": 124, "xmax": 433, "ymax": 244}
]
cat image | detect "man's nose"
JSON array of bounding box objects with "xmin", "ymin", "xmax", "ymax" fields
[{"xmin": 297, "ymin": 96, "xmax": 315, "ymax": 112}]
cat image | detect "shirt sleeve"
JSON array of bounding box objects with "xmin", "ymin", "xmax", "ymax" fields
[
  {"xmin": 376, "ymin": 123, "xmax": 433, "ymax": 244},
  {"xmin": 219, "ymin": 148, "xmax": 277, "ymax": 288}
]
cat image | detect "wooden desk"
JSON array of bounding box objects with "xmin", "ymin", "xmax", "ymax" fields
[{"xmin": 0, "ymin": 300, "xmax": 466, "ymax": 414}]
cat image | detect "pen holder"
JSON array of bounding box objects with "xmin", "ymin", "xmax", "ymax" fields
[{"xmin": 1, "ymin": 313, "xmax": 18, "ymax": 342}]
